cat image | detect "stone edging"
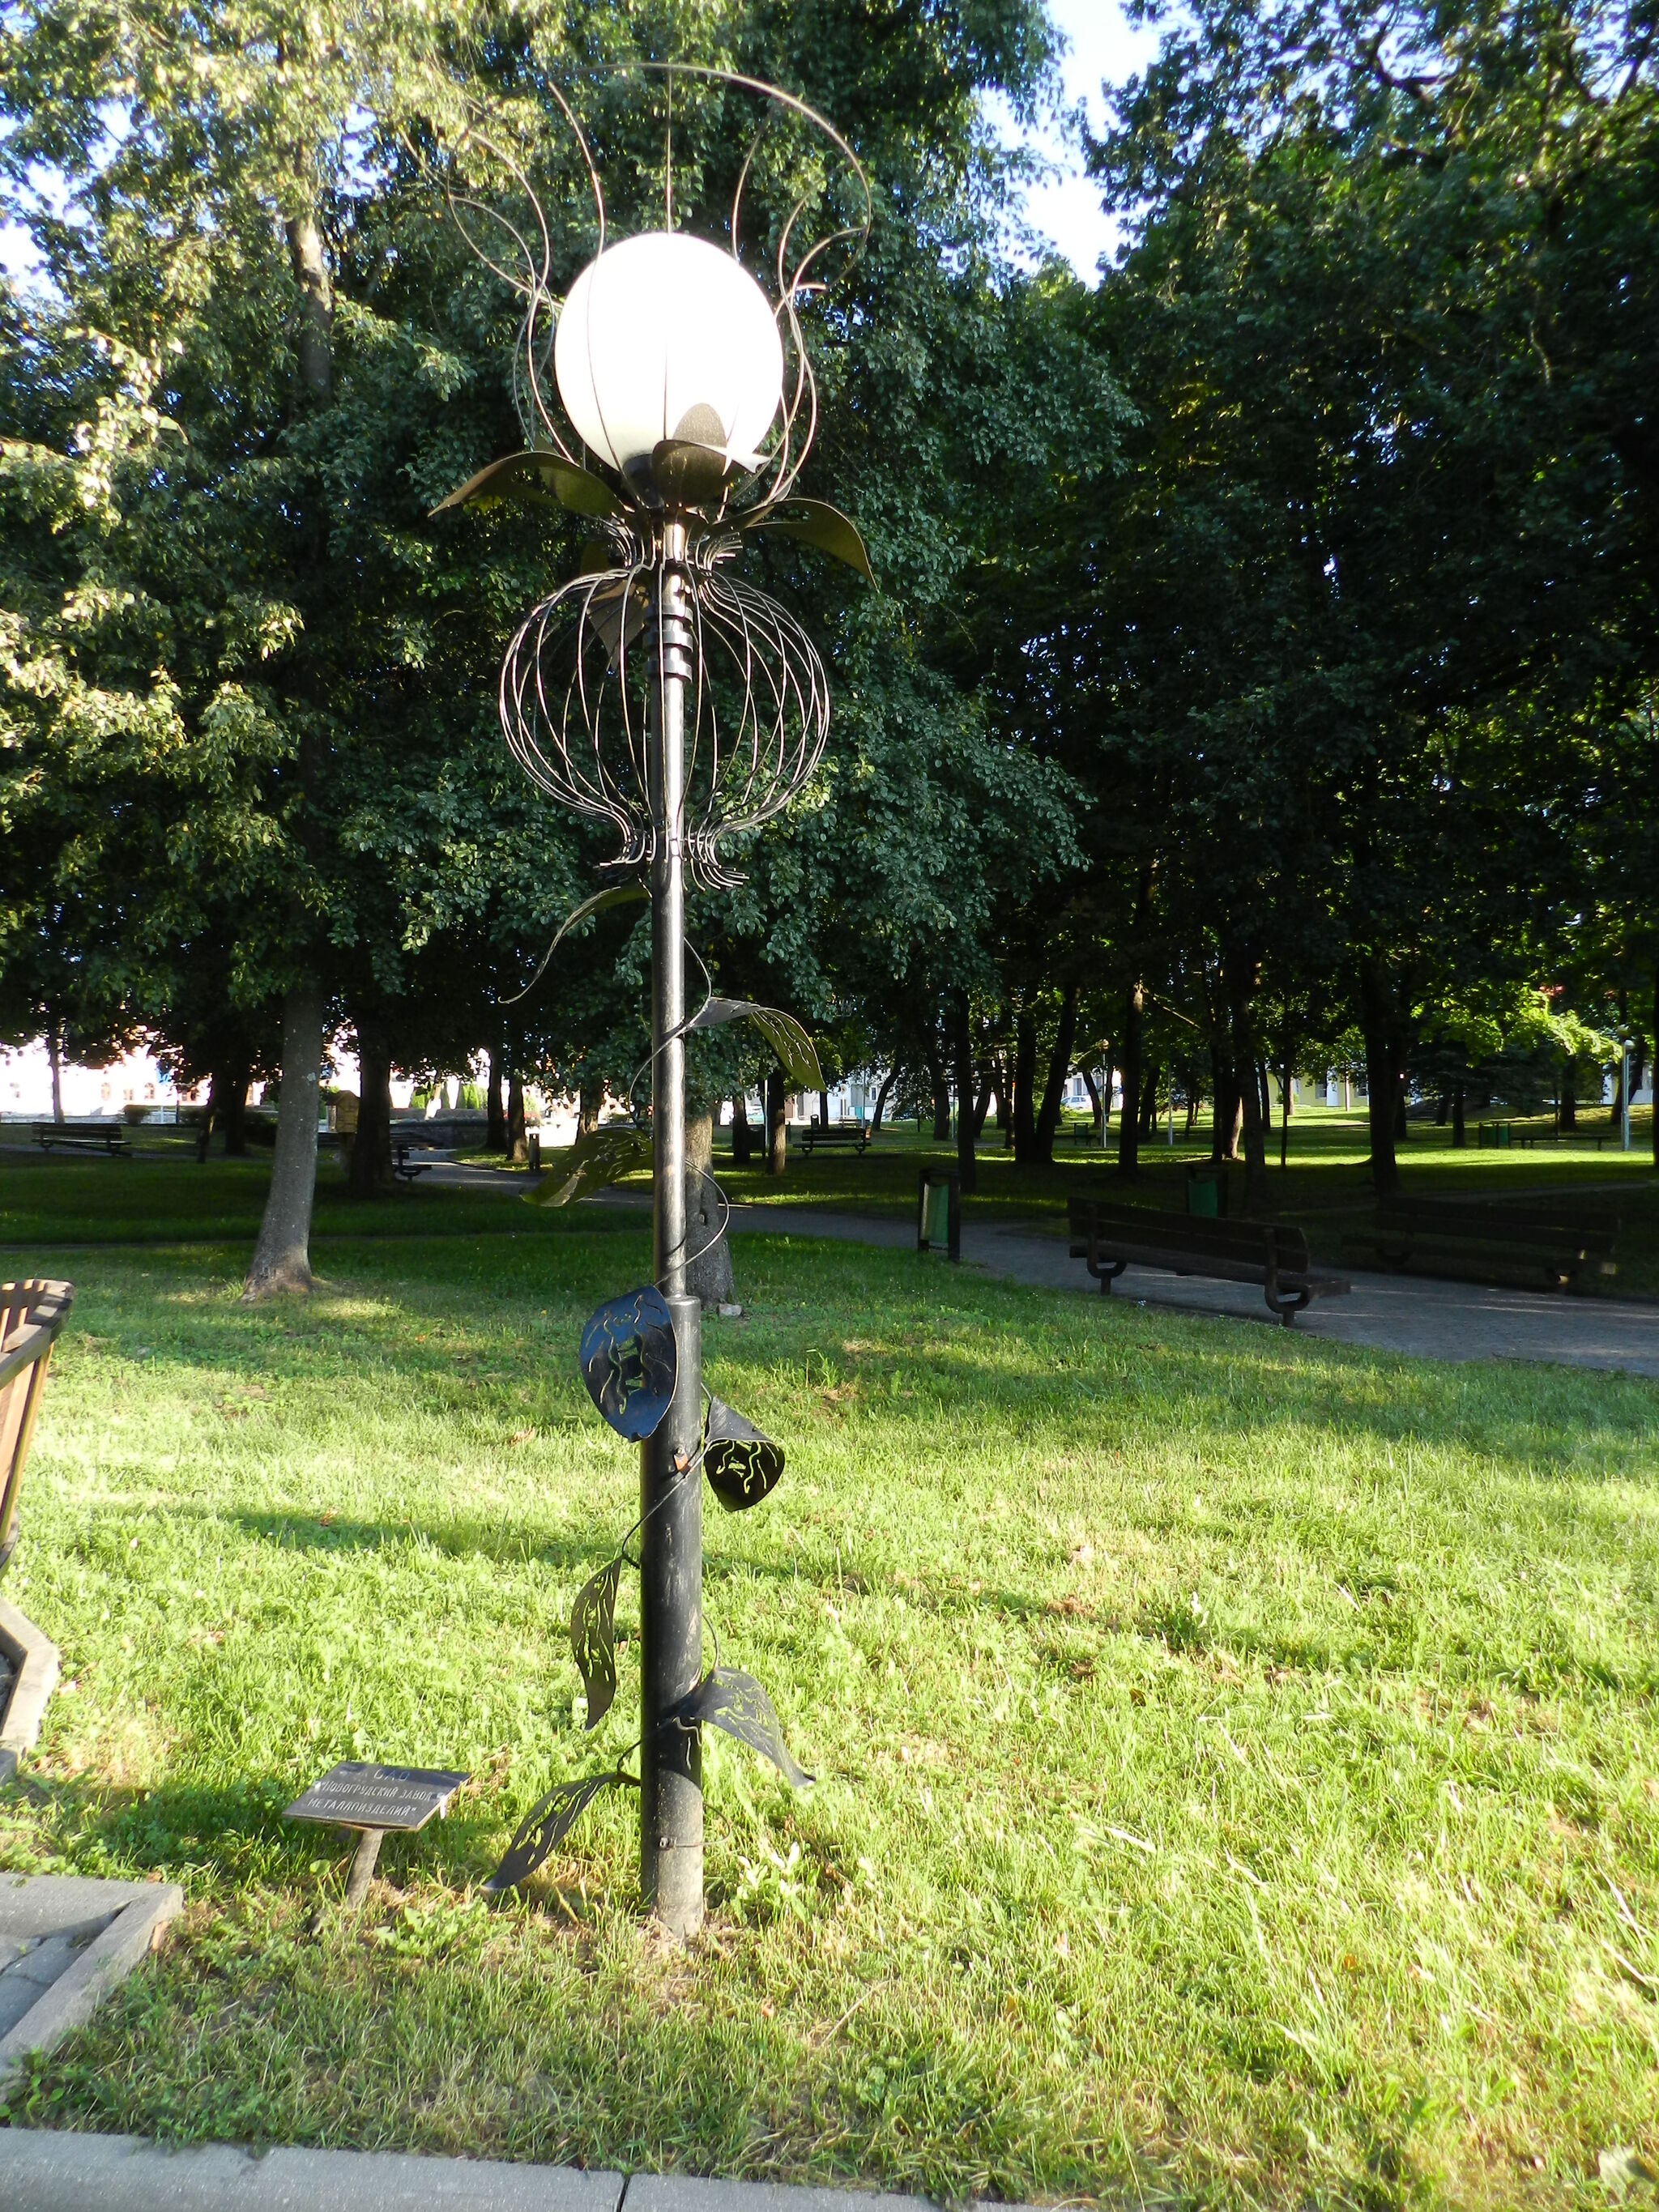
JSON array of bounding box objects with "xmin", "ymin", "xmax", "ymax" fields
[
  {"xmin": 0, "ymin": 2136, "xmax": 1018, "ymax": 2212},
  {"xmin": 0, "ymin": 1878, "xmax": 185, "ymax": 2092},
  {"xmin": 0, "ymin": 1597, "xmax": 59, "ymax": 1786}
]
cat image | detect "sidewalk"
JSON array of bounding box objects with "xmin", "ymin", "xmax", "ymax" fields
[
  {"xmin": 0, "ymin": 2131, "xmax": 995, "ymax": 2212},
  {"xmin": 715, "ymin": 1202, "xmax": 1659, "ymax": 1379}
]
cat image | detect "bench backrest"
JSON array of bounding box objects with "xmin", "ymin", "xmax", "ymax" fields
[
  {"xmin": 0, "ymin": 1280, "xmax": 74, "ymax": 1578},
  {"xmin": 1069, "ymin": 1197, "xmax": 1311, "ymax": 1272},
  {"xmin": 1377, "ymin": 1198, "xmax": 1619, "ymax": 1251}
]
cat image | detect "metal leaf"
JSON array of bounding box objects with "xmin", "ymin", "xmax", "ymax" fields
[
  {"xmin": 586, "ymin": 576, "xmax": 648, "ymax": 667},
  {"xmin": 665, "ymin": 1666, "xmax": 813, "ymax": 1788},
  {"xmin": 689, "ymin": 999, "xmax": 824, "ymax": 1093},
  {"xmin": 483, "ymin": 1769, "xmax": 638, "ymax": 1893},
  {"xmin": 703, "ymin": 1397, "xmax": 784, "ymax": 1513},
  {"xmin": 529, "ymin": 1125, "xmax": 653, "ymax": 1208},
  {"xmin": 571, "ymin": 1556, "xmax": 622, "ymax": 1728},
  {"xmin": 579, "ymin": 1285, "xmax": 678, "ymax": 1440},
  {"xmin": 504, "ymin": 882, "xmax": 648, "ymax": 1009},
  {"xmin": 432, "ymin": 449, "xmax": 622, "ymax": 520},
  {"xmin": 744, "ymin": 497, "xmax": 872, "ymax": 583}
]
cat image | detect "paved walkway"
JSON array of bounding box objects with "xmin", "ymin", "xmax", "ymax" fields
[
  {"xmin": 712, "ymin": 1202, "xmax": 1659, "ymax": 1379},
  {"xmin": 0, "ymin": 2132, "xmax": 975, "ymax": 2212}
]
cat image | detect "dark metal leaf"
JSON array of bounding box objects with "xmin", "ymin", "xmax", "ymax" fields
[
  {"xmin": 571, "ymin": 1556, "xmax": 622, "ymax": 1728},
  {"xmin": 432, "ymin": 449, "xmax": 621, "ymax": 520},
  {"xmin": 530, "ymin": 1125, "xmax": 653, "ymax": 1208},
  {"xmin": 666, "ymin": 1666, "xmax": 813, "ymax": 1788},
  {"xmin": 586, "ymin": 575, "xmax": 649, "ymax": 667},
  {"xmin": 650, "ymin": 437, "xmax": 734, "ymax": 506},
  {"xmin": 579, "ymin": 1285, "xmax": 678, "ymax": 1439},
  {"xmin": 704, "ymin": 1397, "xmax": 784, "ymax": 1514},
  {"xmin": 483, "ymin": 1769, "xmax": 638, "ymax": 1893},
  {"xmin": 689, "ymin": 999, "xmax": 823, "ymax": 1093},
  {"xmin": 744, "ymin": 497, "xmax": 872, "ymax": 582}
]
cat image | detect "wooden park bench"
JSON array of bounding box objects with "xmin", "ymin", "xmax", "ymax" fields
[
  {"xmin": 1068, "ymin": 1197, "xmax": 1350, "ymax": 1328},
  {"xmin": 33, "ymin": 1120, "xmax": 130, "ymax": 1157},
  {"xmin": 391, "ymin": 1140, "xmax": 435, "ymax": 1182},
  {"xmin": 0, "ymin": 1281, "xmax": 75, "ymax": 1582},
  {"xmin": 1344, "ymin": 1197, "xmax": 1619, "ymax": 1291},
  {"xmin": 800, "ymin": 1121, "xmax": 872, "ymax": 1156}
]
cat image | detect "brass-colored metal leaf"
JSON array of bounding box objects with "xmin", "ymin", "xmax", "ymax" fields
[
  {"xmin": 529, "ymin": 1125, "xmax": 653, "ymax": 1208},
  {"xmin": 689, "ymin": 999, "xmax": 824, "ymax": 1093},
  {"xmin": 744, "ymin": 498, "xmax": 872, "ymax": 582},
  {"xmin": 432, "ymin": 450, "xmax": 622, "ymax": 520}
]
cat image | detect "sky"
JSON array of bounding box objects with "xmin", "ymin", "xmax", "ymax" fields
[{"xmin": 992, "ymin": 0, "xmax": 1163, "ymax": 279}]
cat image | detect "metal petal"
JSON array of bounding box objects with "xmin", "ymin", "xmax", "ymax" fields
[
  {"xmin": 650, "ymin": 437, "xmax": 734, "ymax": 506},
  {"xmin": 482, "ymin": 1769, "xmax": 638, "ymax": 1893},
  {"xmin": 666, "ymin": 1666, "xmax": 813, "ymax": 1788},
  {"xmin": 432, "ymin": 449, "xmax": 622, "ymax": 520},
  {"xmin": 743, "ymin": 497, "xmax": 872, "ymax": 582},
  {"xmin": 703, "ymin": 1397, "xmax": 784, "ymax": 1513},
  {"xmin": 571, "ymin": 1556, "xmax": 622, "ymax": 1728},
  {"xmin": 578, "ymin": 1285, "xmax": 678, "ymax": 1439}
]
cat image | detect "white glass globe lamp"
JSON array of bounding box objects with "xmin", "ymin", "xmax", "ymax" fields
[{"xmin": 554, "ymin": 231, "xmax": 784, "ymax": 492}]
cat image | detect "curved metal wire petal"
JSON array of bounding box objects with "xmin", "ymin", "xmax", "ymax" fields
[
  {"xmin": 742, "ymin": 498, "xmax": 872, "ymax": 582},
  {"xmin": 483, "ymin": 1769, "xmax": 638, "ymax": 1893},
  {"xmin": 529, "ymin": 1126, "xmax": 652, "ymax": 1209},
  {"xmin": 578, "ymin": 1285, "xmax": 678, "ymax": 1439},
  {"xmin": 433, "ymin": 450, "xmax": 621, "ymax": 520},
  {"xmin": 689, "ymin": 999, "xmax": 824, "ymax": 1093},
  {"xmin": 665, "ymin": 1666, "xmax": 813, "ymax": 1788},
  {"xmin": 571, "ymin": 1556, "xmax": 623, "ymax": 1728},
  {"xmin": 703, "ymin": 1397, "xmax": 784, "ymax": 1514}
]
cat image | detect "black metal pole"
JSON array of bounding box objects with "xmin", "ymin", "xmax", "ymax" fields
[{"xmin": 641, "ymin": 521, "xmax": 704, "ymax": 1937}]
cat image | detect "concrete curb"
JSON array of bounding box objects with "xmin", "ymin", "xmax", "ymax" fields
[
  {"xmin": 0, "ymin": 1596, "xmax": 60, "ymax": 1786},
  {"xmin": 0, "ymin": 1877, "xmax": 184, "ymax": 2090},
  {"xmin": 0, "ymin": 2135, "xmax": 982, "ymax": 2212}
]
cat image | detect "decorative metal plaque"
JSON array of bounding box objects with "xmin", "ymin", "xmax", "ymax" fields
[
  {"xmin": 579, "ymin": 1285, "xmax": 678, "ymax": 1440},
  {"xmin": 284, "ymin": 1762, "xmax": 469, "ymax": 1833}
]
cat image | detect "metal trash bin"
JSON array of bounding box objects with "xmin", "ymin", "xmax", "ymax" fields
[
  {"xmin": 1186, "ymin": 1162, "xmax": 1229, "ymax": 1218},
  {"xmin": 917, "ymin": 1168, "xmax": 961, "ymax": 1262}
]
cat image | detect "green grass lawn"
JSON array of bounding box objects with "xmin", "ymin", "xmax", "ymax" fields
[{"xmin": 2, "ymin": 1199, "xmax": 1659, "ymax": 2206}]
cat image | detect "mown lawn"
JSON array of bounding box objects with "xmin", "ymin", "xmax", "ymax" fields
[{"xmin": 2, "ymin": 1204, "xmax": 1658, "ymax": 2207}]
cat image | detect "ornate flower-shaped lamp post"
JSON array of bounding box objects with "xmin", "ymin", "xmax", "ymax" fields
[{"xmin": 438, "ymin": 69, "xmax": 870, "ymax": 1936}]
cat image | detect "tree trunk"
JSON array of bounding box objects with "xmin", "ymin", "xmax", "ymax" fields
[
  {"xmin": 870, "ymin": 1068, "xmax": 896, "ymax": 1136},
  {"xmin": 972, "ymin": 1074, "xmax": 993, "ymax": 1141},
  {"xmin": 1229, "ymin": 971, "xmax": 1269, "ymax": 1217},
  {"xmin": 578, "ymin": 1077, "xmax": 602, "ymax": 1138},
  {"xmin": 1081, "ymin": 1064, "xmax": 1103, "ymax": 1138},
  {"xmin": 1652, "ymin": 966, "xmax": 1658, "ymax": 1167},
  {"xmin": 928, "ymin": 1035, "xmax": 951, "ymax": 1142},
  {"xmin": 1279, "ymin": 1065, "xmax": 1290, "ymax": 1170},
  {"xmin": 1559, "ymin": 1057, "xmax": 1577, "ymax": 1132},
  {"xmin": 246, "ymin": 979, "xmax": 325, "ymax": 1297},
  {"xmin": 730, "ymin": 1089, "xmax": 753, "ymax": 1165},
  {"xmin": 507, "ymin": 1060, "xmax": 527, "ymax": 1163},
  {"xmin": 1138, "ymin": 1059, "xmax": 1160, "ymax": 1142},
  {"xmin": 486, "ymin": 1047, "xmax": 507, "ymax": 1153},
  {"xmin": 684, "ymin": 1112, "xmax": 736, "ymax": 1309},
  {"xmin": 1435, "ymin": 1093, "xmax": 1450, "ymax": 1125},
  {"xmin": 1013, "ymin": 1009, "xmax": 1038, "ymax": 1163},
  {"xmin": 953, "ymin": 990, "xmax": 978, "ymax": 1194},
  {"xmin": 766, "ymin": 1064, "xmax": 787, "ymax": 1176},
  {"xmin": 1452, "ymin": 1084, "xmax": 1466, "ymax": 1148},
  {"xmin": 993, "ymin": 1055, "xmax": 1013, "ymax": 1146},
  {"xmin": 1034, "ymin": 982, "xmax": 1080, "ymax": 1167},
  {"xmin": 1359, "ymin": 955, "xmax": 1402, "ymax": 1198},
  {"xmin": 348, "ymin": 1024, "xmax": 392, "ymax": 1198},
  {"xmin": 47, "ymin": 1021, "xmax": 63, "ymax": 1123},
  {"xmin": 1117, "ymin": 982, "xmax": 1143, "ymax": 1178}
]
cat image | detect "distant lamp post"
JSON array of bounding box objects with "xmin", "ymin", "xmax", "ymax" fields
[{"xmin": 437, "ymin": 68, "xmax": 871, "ymax": 1937}]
